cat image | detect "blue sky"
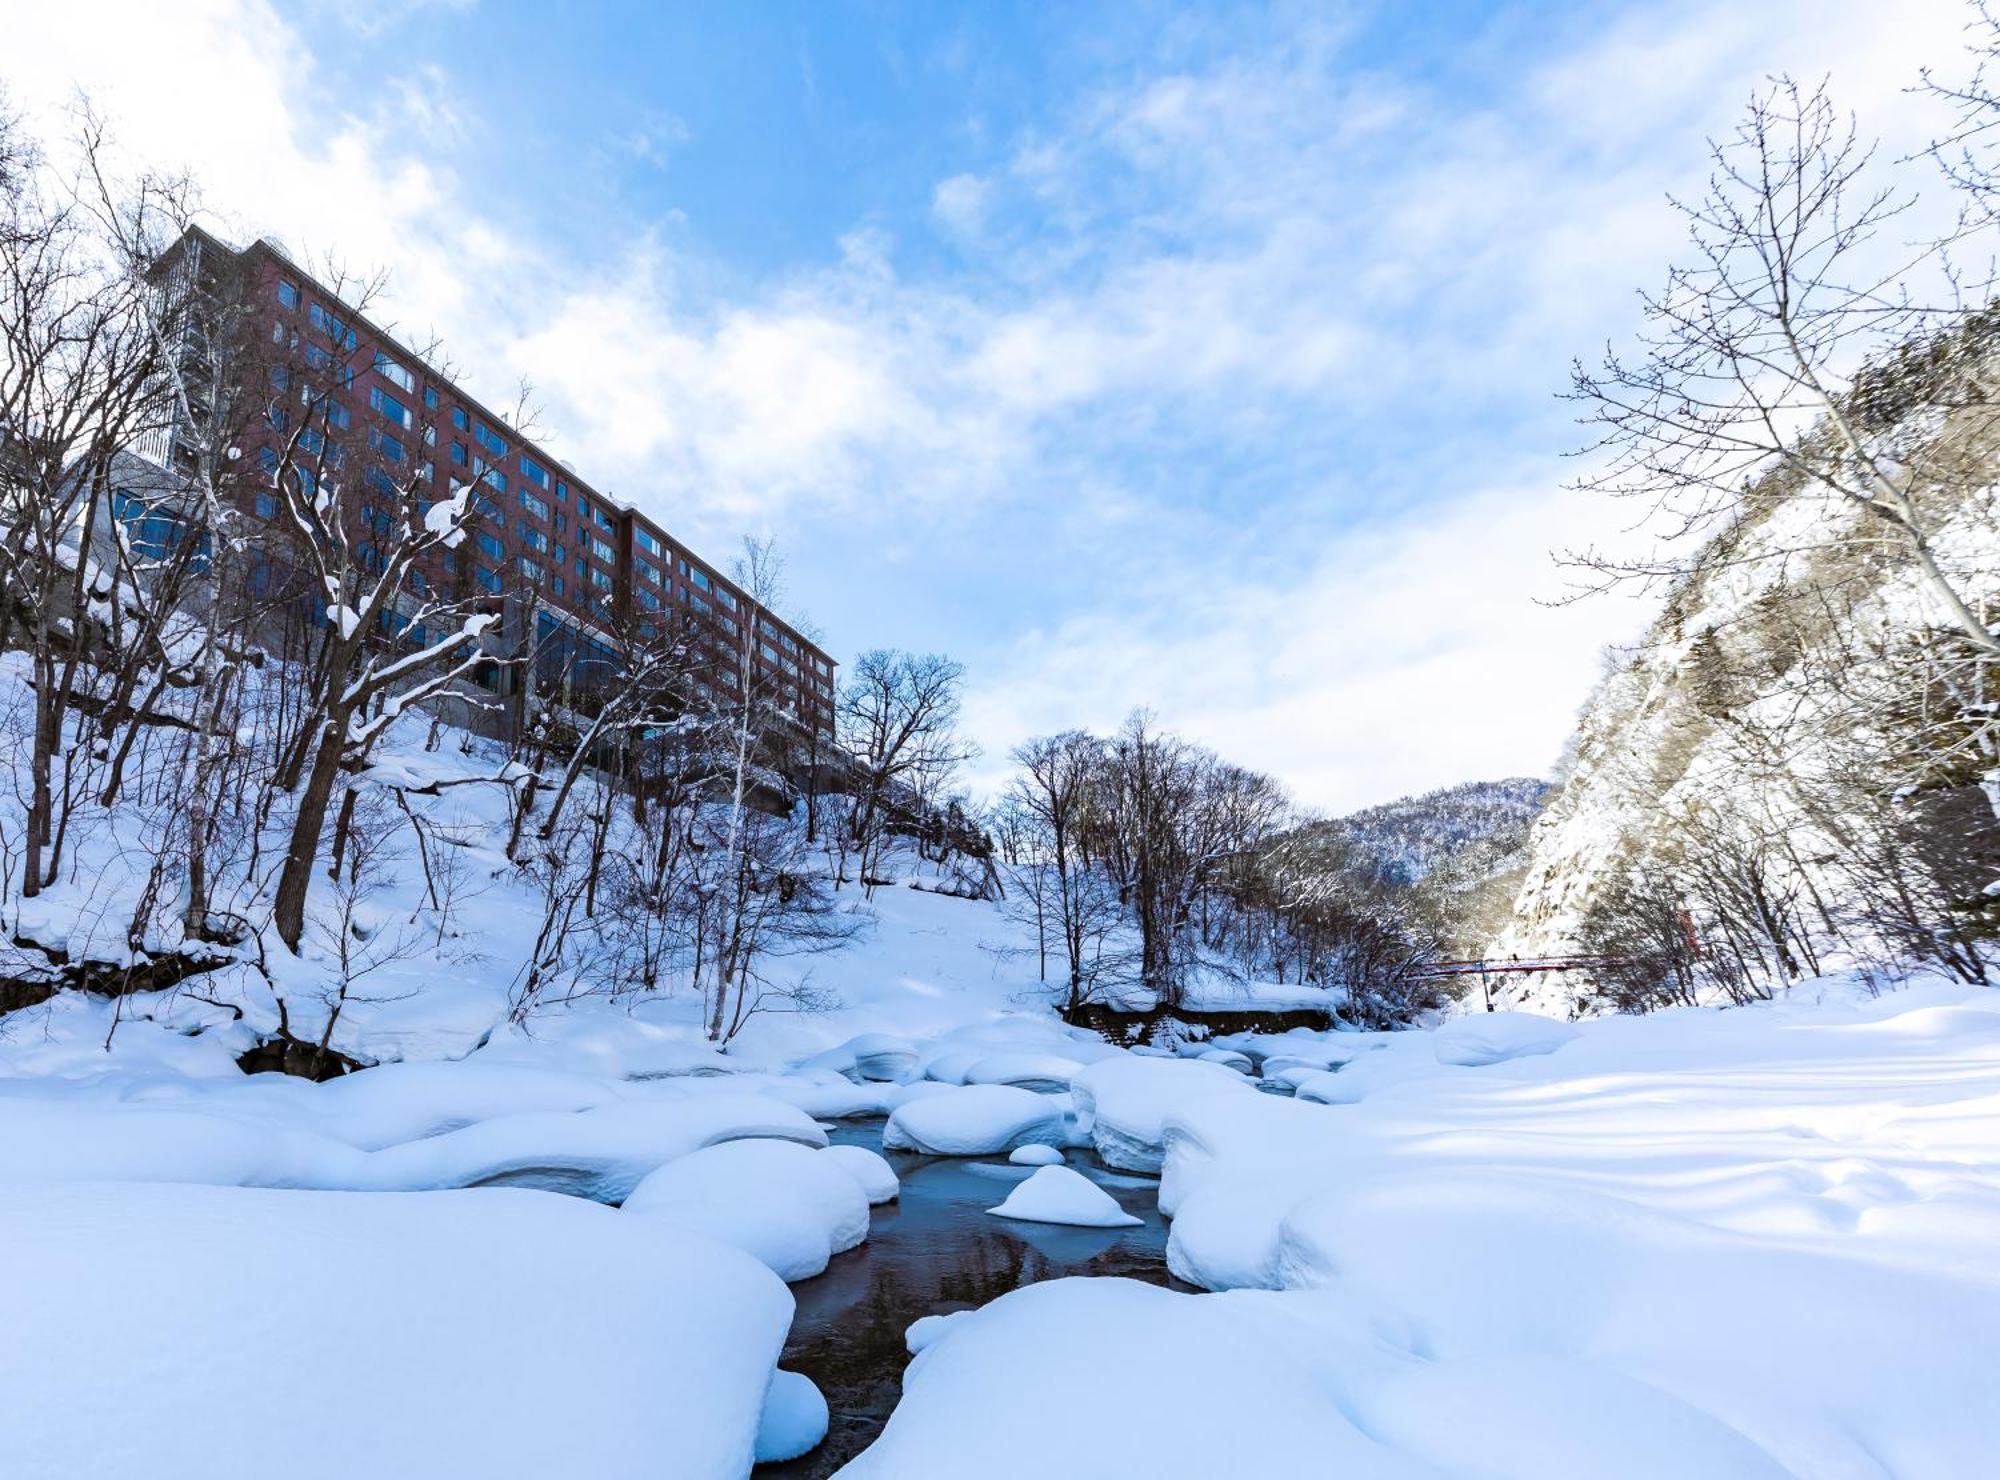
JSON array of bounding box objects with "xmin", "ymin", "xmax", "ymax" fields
[{"xmin": 4, "ymin": 0, "xmax": 1970, "ymax": 809}]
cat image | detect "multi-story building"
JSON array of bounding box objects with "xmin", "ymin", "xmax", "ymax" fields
[{"xmin": 151, "ymin": 225, "xmax": 836, "ymax": 740}]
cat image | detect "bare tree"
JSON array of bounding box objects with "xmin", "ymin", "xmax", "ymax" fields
[
  {"xmin": 1567, "ymin": 76, "xmax": 1998, "ymax": 663},
  {"xmin": 837, "ymin": 648, "xmax": 975, "ymax": 887}
]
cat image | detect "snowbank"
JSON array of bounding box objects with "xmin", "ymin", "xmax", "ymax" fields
[
  {"xmin": 0, "ymin": 1181, "xmax": 791, "ymax": 1480},
  {"xmin": 1432, "ymin": 1010, "xmax": 1579, "ymax": 1067}
]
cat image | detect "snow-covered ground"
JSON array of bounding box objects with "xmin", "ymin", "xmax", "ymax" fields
[{"xmin": 5, "ymin": 957, "xmax": 1997, "ymax": 1476}]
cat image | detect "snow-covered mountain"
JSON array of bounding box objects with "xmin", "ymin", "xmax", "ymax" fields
[
  {"xmin": 1500, "ymin": 368, "xmax": 1999, "ymax": 1007},
  {"xmin": 1335, "ymin": 777, "xmax": 1551, "ymax": 888}
]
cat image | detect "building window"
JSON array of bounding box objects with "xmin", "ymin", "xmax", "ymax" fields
[
  {"xmin": 276, "ymin": 279, "xmax": 300, "ymax": 310},
  {"xmin": 452, "ymin": 407, "xmax": 469, "ymax": 432},
  {"xmin": 369, "ymin": 387, "xmax": 412, "ymax": 429},
  {"xmin": 555, "ymin": 480, "xmax": 568, "ymax": 502},
  {"xmin": 449, "ymin": 440, "xmax": 468, "ymax": 467},
  {"xmin": 474, "ymin": 422, "xmax": 507, "ymax": 457},
  {"xmin": 474, "ymin": 564, "xmax": 501, "ymax": 594},
  {"xmin": 519, "ymin": 455, "xmax": 549, "ymax": 489},
  {"xmin": 374, "ymin": 430, "xmax": 406, "ymax": 463},
  {"xmin": 552, "ymin": 543, "xmax": 566, "ymax": 564},
  {"xmin": 520, "ymin": 526, "xmax": 548, "ymax": 554},
  {"xmin": 517, "ymin": 556, "xmax": 542, "ymax": 582},
  {"xmin": 592, "ymin": 504, "xmax": 614, "ymax": 532},
  {"xmin": 520, "ymin": 490, "xmax": 549, "ymax": 520},
  {"xmin": 589, "ymin": 535, "xmax": 615, "ymax": 562},
  {"xmin": 475, "ymin": 531, "xmax": 504, "ymax": 562},
  {"xmin": 588, "ymin": 566, "xmax": 613, "ymax": 590},
  {"xmin": 637, "ymin": 558, "xmax": 661, "ymax": 585},
  {"xmin": 635, "ymin": 527, "xmax": 664, "ymax": 558},
  {"xmin": 689, "ymin": 566, "xmax": 711, "ymax": 592},
  {"xmin": 480, "ymin": 466, "xmax": 506, "ymax": 493},
  {"xmin": 423, "ymin": 385, "xmax": 439, "ymax": 410},
  {"xmin": 255, "ymin": 491, "xmax": 278, "ymax": 519},
  {"xmin": 373, "ymin": 353, "xmax": 415, "ymax": 394},
  {"xmin": 307, "ymin": 302, "xmax": 357, "ymax": 351},
  {"xmin": 551, "ymin": 574, "xmax": 565, "ymax": 597}
]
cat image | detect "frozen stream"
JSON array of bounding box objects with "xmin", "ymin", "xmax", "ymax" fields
[{"xmin": 756, "ymin": 1119, "xmax": 1181, "ymax": 1477}]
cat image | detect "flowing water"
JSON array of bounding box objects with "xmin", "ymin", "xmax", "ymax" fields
[{"xmin": 755, "ymin": 1120, "xmax": 1181, "ymax": 1477}]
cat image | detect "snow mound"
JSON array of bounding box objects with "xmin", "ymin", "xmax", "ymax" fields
[
  {"xmin": 960, "ymin": 1051, "xmax": 1084, "ymax": 1093},
  {"xmin": 821, "ymin": 1142, "xmax": 900, "ymax": 1204},
  {"xmin": 881, "ymin": 1084, "xmax": 1066, "ymax": 1156},
  {"xmin": 987, "ymin": 1165, "xmax": 1142, "ymax": 1228},
  {"xmin": 0, "ymin": 1181, "xmax": 790, "ymax": 1480},
  {"xmin": 1070, "ymin": 1056, "xmax": 1253, "ymax": 1172},
  {"xmin": 622, "ymin": 1137, "xmax": 870, "ymax": 1282},
  {"xmin": 755, "ymin": 1370, "xmax": 829, "ymax": 1464},
  {"xmin": 1433, "ymin": 1011, "xmax": 1579, "ymax": 1067},
  {"xmin": 1007, "ymin": 1143, "xmax": 1065, "ymax": 1166},
  {"xmin": 800, "ymin": 1033, "xmax": 919, "ymax": 1083},
  {"xmin": 1196, "ymin": 1048, "xmax": 1255, "ymax": 1074}
]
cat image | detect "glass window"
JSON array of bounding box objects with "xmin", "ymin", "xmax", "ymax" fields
[
  {"xmin": 369, "ymin": 387, "xmax": 411, "ymax": 429},
  {"xmin": 689, "ymin": 566, "xmax": 711, "ymax": 591},
  {"xmin": 449, "ymin": 440, "xmax": 467, "ymax": 467},
  {"xmin": 637, "ymin": 559, "xmax": 661, "ymax": 585},
  {"xmin": 475, "ymin": 422, "xmax": 507, "ymax": 457},
  {"xmin": 592, "ymin": 505, "xmax": 614, "ymax": 531},
  {"xmin": 423, "ymin": 385, "xmax": 439, "ymax": 410},
  {"xmin": 519, "ymin": 455, "xmax": 549, "ymax": 489},
  {"xmin": 552, "ymin": 574, "xmax": 565, "ymax": 597},
  {"xmin": 452, "ymin": 407, "xmax": 469, "ymax": 432},
  {"xmin": 555, "ymin": 480, "xmax": 568, "ymax": 502},
  {"xmin": 475, "ymin": 531, "xmax": 504, "ymax": 562},
  {"xmin": 374, "ymin": 430, "xmax": 406, "ymax": 463},
  {"xmin": 520, "ymin": 526, "xmax": 548, "ymax": 554},
  {"xmin": 307, "ymin": 302, "xmax": 357, "ymax": 351},
  {"xmin": 474, "ymin": 564, "xmax": 501, "ymax": 594},
  {"xmin": 480, "ymin": 466, "xmax": 506, "ymax": 493},
  {"xmin": 589, "ymin": 535, "xmax": 615, "ymax": 562},
  {"xmin": 635, "ymin": 527, "xmax": 664, "ymax": 557},
  {"xmin": 517, "ymin": 556, "xmax": 542, "ymax": 581},
  {"xmin": 373, "ymin": 353, "xmax": 415, "ymax": 394},
  {"xmin": 276, "ymin": 279, "xmax": 299, "ymax": 310},
  {"xmin": 588, "ymin": 566, "xmax": 613, "ymax": 590},
  {"xmin": 520, "ymin": 490, "xmax": 549, "ymax": 520}
]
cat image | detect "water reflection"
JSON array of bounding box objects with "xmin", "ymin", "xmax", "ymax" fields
[{"xmin": 755, "ymin": 1120, "xmax": 1180, "ymax": 1478}]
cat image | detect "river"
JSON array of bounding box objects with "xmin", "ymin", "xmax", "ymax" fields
[{"xmin": 755, "ymin": 1119, "xmax": 1182, "ymax": 1477}]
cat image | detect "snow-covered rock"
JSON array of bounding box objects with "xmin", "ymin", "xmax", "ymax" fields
[
  {"xmin": 1433, "ymin": 1011, "xmax": 1579, "ymax": 1067},
  {"xmin": 1196, "ymin": 1048, "xmax": 1256, "ymax": 1074},
  {"xmin": 881, "ymin": 1084, "xmax": 1066, "ymax": 1156},
  {"xmin": 960, "ymin": 1051, "xmax": 1084, "ymax": 1093},
  {"xmin": 821, "ymin": 1142, "xmax": 900, "ymax": 1204},
  {"xmin": 0, "ymin": 1181, "xmax": 791, "ymax": 1480},
  {"xmin": 622, "ymin": 1137, "xmax": 869, "ymax": 1282},
  {"xmin": 987, "ymin": 1165, "xmax": 1142, "ymax": 1228},
  {"xmin": 754, "ymin": 1370, "xmax": 828, "ymax": 1464},
  {"xmin": 1007, "ymin": 1143, "xmax": 1065, "ymax": 1167},
  {"xmin": 1070, "ymin": 1056, "xmax": 1253, "ymax": 1172}
]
